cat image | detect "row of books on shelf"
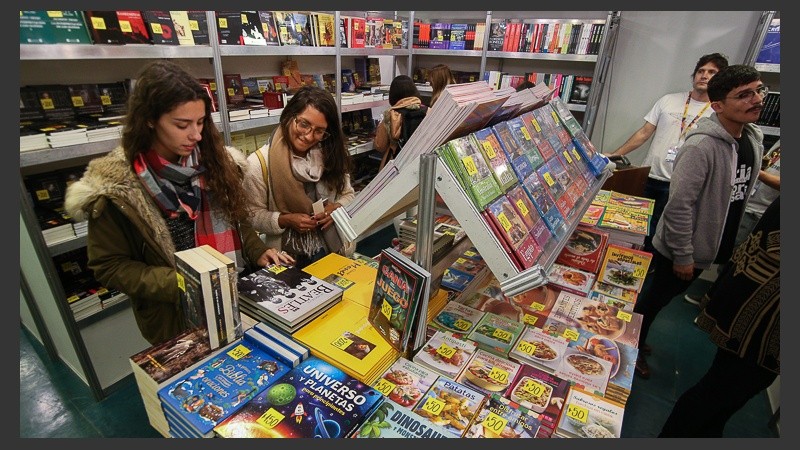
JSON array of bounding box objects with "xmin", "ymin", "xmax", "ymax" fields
[
  {"xmin": 486, "ymin": 19, "xmax": 606, "ymax": 55},
  {"xmin": 755, "ymin": 91, "xmax": 780, "ymax": 128},
  {"xmin": 412, "ymin": 22, "xmax": 485, "ymax": 51},
  {"xmin": 132, "ymin": 242, "xmax": 649, "ymax": 438},
  {"xmin": 485, "ymin": 72, "xmax": 592, "ymax": 106}
]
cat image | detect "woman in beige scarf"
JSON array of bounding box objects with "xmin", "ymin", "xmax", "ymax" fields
[{"xmin": 244, "ymin": 86, "xmax": 354, "ymax": 268}]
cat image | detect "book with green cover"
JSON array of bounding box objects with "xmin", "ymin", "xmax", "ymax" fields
[
  {"xmin": 439, "ymin": 134, "xmax": 503, "ymax": 210},
  {"xmin": 20, "ymin": 10, "xmax": 92, "ymax": 44}
]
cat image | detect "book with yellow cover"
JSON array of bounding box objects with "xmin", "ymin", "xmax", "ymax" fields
[
  {"xmin": 292, "ymin": 300, "xmax": 399, "ymax": 383},
  {"xmin": 598, "ymin": 204, "xmax": 650, "ymax": 236},
  {"xmin": 607, "ymin": 191, "xmax": 655, "ymax": 214},
  {"xmin": 301, "ymin": 252, "xmax": 378, "ymax": 309},
  {"xmin": 596, "ymin": 244, "xmax": 652, "ymax": 293}
]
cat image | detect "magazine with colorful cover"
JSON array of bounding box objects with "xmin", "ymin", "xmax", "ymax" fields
[
  {"xmin": 372, "ymin": 357, "xmax": 440, "ymax": 410},
  {"xmin": 546, "ymin": 290, "xmax": 643, "ymax": 349},
  {"xmin": 213, "ymin": 357, "xmax": 384, "ymax": 438},
  {"xmin": 439, "ymin": 134, "xmax": 503, "ymax": 210},
  {"xmin": 352, "ymin": 399, "xmax": 452, "ymax": 438},
  {"xmin": 411, "ymin": 376, "xmax": 487, "ymax": 438},
  {"xmin": 463, "ymin": 393, "xmax": 541, "ymax": 438},
  {"xmin": 505, "ymin": 184, "xmax": 552, "ymax": 250},
  {"xmin": 590, "ymin": 280, "xmax": 638, "ymax": 306},
  {"xmin": 555, "ymin": 347, "xmax": 613, "ymax": 396}
]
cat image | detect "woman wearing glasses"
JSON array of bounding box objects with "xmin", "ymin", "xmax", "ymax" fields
[{"xmin": 244, "ymin": 86, "xmax": 355, "ymax": 268}]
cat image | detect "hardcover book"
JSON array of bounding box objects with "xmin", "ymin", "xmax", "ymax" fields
[
  {"xmin": 213, "ymin": 357, "xmax": 384, "ymax": 438},
  {"xmin": 237, "ymin": 265, "xmax": 343, "ymax": 332},
  {"xmin": 158, "ymin": 333, "xmax": 292, "ymax": 437},
  {"xmin": 240, "ymin": 10, "xmax": 266, "ymax": 45},
  {"xmin": 175, "ymin": 248, "xmax": 227, "ymax": 349},
  {"xmin": 20, "ymin": 10, "xmax": 92, "ymax": 44},
  {"xmin": 590, "ymin": 280, "xmax": 638, "ymax": 306},
  {"xmin": 130, "ymin": 326, "xmax": 213, "ymax": 385},
  {"xmin": 555, "ymin": 226, "xmax": 609, "ymax": 274},
  {"xmin": 596, "ymin": 244, "xmax": 653, "ymax": 292},
  {"xmin": 547, "ymin": 263, "xmax": 596, "ymax": 297},
  {"xmin": 455, "ymin": 349, "xmax": 522, "ymax": 397},
  {"xmin": 430, "ymin": 301, "xmax": 485, "ymax": 336},
  {"xmin": 187, "ymin": 11, "xmax": 210, "ymax": 45},
  {"xmin": 215, "ymin": 10, "xmax": 244, "ymax": 45},
  {"xmin": 368, "ymin": 248, "xmax": 431, "ymax": 353},
  {"xmin": 547, "ymin": 290, "xmax": 643, "ymax": 349},
  {"xmin": 411, "ymin": 376, "xmax": 487, "ymax": 438},
  {"xmin": 555, "ymin": 386, "xmax": 625, "ymax": 438},
  {"xmin": 83, "ymin": 11, "xmax": 126, "ymax": 44},
  {"xmin": 256, "ymin": 11, "xmax": 280, "ymax": 45},
  {"xmin": 353, "ymin": 399, "xmax": 452, "ymax": 438},
  {"xmin": 413, "ymin": 330, "xmax": 477, "ymax": 380},
  {"xmin": 463, "ymin": 393, "xmax": 541, "ymax": 438},
  {"xmin": 555, "ymin": 347, "xmax": 613, "ymax": 396},
  {"xmin": 372, "ymin": 357, "xmax": 440, "ymax": 410},
  {"xmin": 505, "ymin": 364, "xmax": 570, "ymax": 438},
  {"xmin": 169, "ymin": 11, "xmax": 196, "ymax": 45},
  {"xmin": 467, "ymin": 311, "xmax": 526, "ymax": 358},
  {"xmin": 756, "ymin": 18, "xmax": 780, "ymax": 65},
  {"xmin": 439, "ymin": 268, "xmax": 475, "ymax": 293},
  {"xmin": 117, "ymin": 10, "xmax": 152, "ymax": 44},
  {"xmin": 508, "ymin": 325, "xmax": 570, "ymax": 374},
  {"xmin": 141, "ymin": 11, "xmax": 180, "ymax": 45}
]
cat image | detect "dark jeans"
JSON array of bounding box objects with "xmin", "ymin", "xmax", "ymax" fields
[
  {"xmin": 633, "ymin": 249, "xmax": 703, "ymax": 346},
  {"xmin": 659, "ymin": 348, "xmax": 777, "ymax": 437},
  {"xmin": 294, "ymin": 247, "xmax": 329, "ymax": 270},
  {"xmin": 642, "ymin": 177, "xmax": 670, "ymax": 254}
]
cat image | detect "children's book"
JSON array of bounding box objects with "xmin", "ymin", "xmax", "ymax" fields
[
  {"xmin": 213, "ymin": 357, "xmax": 384, "ymax": 438},
  {"xmin": 352, "ymin": 399, "xmax": 452, "ymax": 438},
  {"xmin": 372, "ymin": 357, "xmax": 440, "ymax": 410},
  {"xmin": 463, "ymin": 393, "xmax": 541, "ymax": 438},
  {"xmin": 596, "ymin": 244, "xmax": 653, "ymax": 292}
]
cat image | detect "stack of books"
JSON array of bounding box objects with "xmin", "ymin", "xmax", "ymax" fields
[
  {"xmin": 300, "ymin": 252, "xmax": 378, "ymax": 308},
  {"xmin": 237, "ymin": 265, "xmax": 344, "ymax": 334}
]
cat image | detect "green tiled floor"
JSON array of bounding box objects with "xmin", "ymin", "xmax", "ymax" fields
[{"xmin": 19, "ymin": 227, "xmax": 779, "ymax": 438}]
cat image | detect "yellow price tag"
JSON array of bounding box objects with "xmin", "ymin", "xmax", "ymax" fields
[
  {"xmin": 634, "ymin": 267, "xmax": 647, "ymax": 278},
  {"xmin": 566, "ymin": 403, "xmax": 589, "ymax": 423},
  {"xmin": 219, "ymin": 18, "xmax": 229, "ymax": 28},
  {"xmin": 335, "ymin": 278, "xmax": 353, "ymax": 288},
  {"xmin": 482, "ymin": 141, "xmax": 496, "ymax": 158},
  {"xmin": 543, "ymin": 172, "xmax": 555, "ymax": 186},
  {"xmin": 354, "ymin": 22, "xmax": 360, "ymax": 30},
  {"xmin": 492, "ymin": 328, "xmax": 512, "ymax": 342},
  {"xmin": 617, "ymin": 310, "xmax": 632, "ymax": 322},
  {"xmin": 295, "ymin": 23, "xmax": 302, "ymax": 32},
  {"xmin": 90, "ymin": 17, "xmax": 107, "ymax": 30},
  {"xmin": 453, "ymin": 319, "xmax": 472, "ymax": 331},
  {"xmin": 70, "ymin": 96, "xmax": 84, "ymax": 107},
  {"xmin": 563, "ymin": 329, "xmax": 580, "ymax": 341},
  {"xmin": 515, "ymin": 199, "xmax": 529, "ymax": 216},
  {"xmin": 462, "ymin": 155, "xmax": 478, "ymax": 176},
  {"xmin": 243, "ymin": 86, "xmax": 250, "ymax": 95},
  {"xmin": 421, "ymin": 397, "xmax": 445, "ymax": 416},
  {"xmin": 40, "ymin": 98, "xmax": 55, "ymax": 110},
  {"xmin": 151, "ymin": 23, "xmax": 163, "ymax": 35},
  {"xmin": 456, "ymin": 257, "xmax": 467, "ymax": 264},
  {"xmin": 35, "ymin": 189, "xmax": 51, "ymax": 201},
  {"xmin": 67, "ymin": 295, "xmax": 80, "ymax": 303},
  {"xmin": 530, "ymin": 118, "xmax": 541, "ymax": 133},
  {"xmin": 436, "ymin": 343, "xmax": 456, "ymax": 359},
  {"xmin": 551, "ymin": 111, "xmax": 560, "ymax": 123},
  {"xmin": 522, "ymin": 314, "xmax": 538, "ymax": 326},
  {"xmin": 529, "ymin": 302, "xmax": 545, "ymax": 312},
  {"xmin": 227, "ymin": 344, "xmax": 252, "ymax": 360},
  {"xmin": 516, "ymin": 339, "xmax": 536, "ymax": 356},
  {"xmin": 257, "ymin": 408, "xmax": 285, "ymax": 429},
  {"xmin": 227, "ymin": 87, "xmax": 235, "ymax": 96},
  {"xmin": 101, "ymin": 95, "xmax": 111, "ymax": 106},
  {"xmin": 464, "ymin": 250, "xmax": 477, "ymax": 257},
  {"xmin": 241, "ymin": 13, "xmax": 248, "ymax": 24},
  {"xmin": 119, "ymin": 20, "xmax": 132, "ymax": 33},
  {"xmin": 373, "ymin": 378, "xmax": 396, "ymax": 396},
  {"xmin": 380, "ymin": 298, "xmax": 393, "ymax": 320},
  {"xmin": 520, "ymin": 126, "xmax": 532, "ymax": 141},
  {"xmin": 497, "ymin": 212, "xmax": 512, "ymax": 232},
  {"xmin": 522, "ymin": 379, "xmax": 547, "ymax": 397},
  {"xmin": 572, "ymin": 148, "xmax": 582, "ymax": 161},
  {"xmin": 176, "ymin": 273, "xmax": 186, "ymax": 291},
  {"xmin": 189, "ymin": 20, "xmax": 199, "ymax": 31},
  {"xmin": 563, "ymin": 150, "xmax": 573, "ymax": 164},
  {"xmin": 482, "ymin": 411, "xmax": 508, "ymax": 434},
  {"xmin": 331, "ymin": 335, "xmax": 353, "ymax": 350},
  {"xmin": 209, "ymin": 82, "xmax": 217, "ymax": 90},
  {"xmin": 488, "ymin": 366, "xmax": 509, "ymax": 384},
  {"xmin": 97, "ymin": 287, "xmax": 108, "ymax": 295},
  {"xmin": 268, "ymin": 265, "xmax": 287, "ymax": 274},
  {"xmin": 47, "ymin": 11, "xmax": 64, "ymax": 18}
]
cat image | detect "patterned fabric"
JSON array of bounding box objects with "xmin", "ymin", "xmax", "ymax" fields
[{"xmin": 134, "ymin": 147, "xmax": 243, "ymax": 259}]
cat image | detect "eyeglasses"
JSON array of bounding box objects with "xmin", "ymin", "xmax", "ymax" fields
[
  {"xmin": 293, "ymin": 117, "xmax": 330, "ymax": 141},
  {"xmin": 726, "ymin": 85, "xmax": 769, "ymax": 103}
]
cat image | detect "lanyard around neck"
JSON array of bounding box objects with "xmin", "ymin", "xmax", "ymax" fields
[{"xmin": 680, "ymin": 91, "xmax": 710, "ymax": 140}]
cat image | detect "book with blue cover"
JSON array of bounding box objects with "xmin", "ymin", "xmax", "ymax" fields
[
  {"xmin": 158, "ymin": 333, "xmax": 292, "ymax": 437},
  {"xmin": 521, "ymin": 173, "xmax": 567, "ymax": 239},
  {"xmin": 492, "ymin": 121, "xmax": 533, "ymax": 181},
  {"xmin": 756, "ymin": 18, "xmax": 780, "ymax": 65},
  {"xmin": 507, "ymin": 116, "xmax": 546, "ymax": 171},
  {"xmin": 213, "ymin": 357, "xmax": 384, "ymax": 438}
]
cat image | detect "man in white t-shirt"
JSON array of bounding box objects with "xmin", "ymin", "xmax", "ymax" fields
[{"xmin": 607, "ymin": 53, "xmax": 729, "ymax": 253}]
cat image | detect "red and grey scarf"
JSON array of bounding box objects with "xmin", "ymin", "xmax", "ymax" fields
[{"xmin": 134, "ymin": 148, "xmax": 243, "ymax": 262}]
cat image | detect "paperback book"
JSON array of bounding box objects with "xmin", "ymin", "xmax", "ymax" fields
[
  {"xmin": 596, "ymin": 244, "xmax": 653, "ymax": 292},
  {"xmin": 484, "ymin": 195, "xmax": 542, "ymax": 269},
  {"xmin": 352, "ymin": 399, "xmax": 451, "ymax": 438},
  {"xmin": 546, "ymin": 262, "xmax": 596, "ymax": 296},
  {"xmin": 508, "ymin": 325, "xmax": 570, "ymax": 374},
  {"xmin": 555, "ymin": 386, "xmax": 625, "ymax": 438},
  {"xmin": 467, "ymin": 311, "xmax": 526, "ymax": 358},
  {"xmin": 455, "ymin": 349, "xmax": 522, "ymax": 397},
  {"xmin": 463, "ymin": 393, "xmax": 541, "ymax": 438},
  {"xmin": 438, "ymin": 134, "xmax": 503, "ymax": 211},
  {"xmin": 505, "ymin": 364, "xmax": 570, "ymax": 438},
  {"xmin": 472, "ymin": 126, "xmax": 519, "ymax": 192},
  {"xmin": 372, "ymin": 357, "xmax": 440, "ymax": 410},
  {"xmin": 413, "ymin": 330, "xmax": 477, "ymax": 379},
  {"xmin": 430, "ymin": 301, "xmax": 485, "ymax": 336},
  {"xmin": 411, "ymin": 376, "xmax": 487, "ymax": 438}
]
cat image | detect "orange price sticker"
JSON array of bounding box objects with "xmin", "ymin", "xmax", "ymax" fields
[
  {"xmin": 633, "ymin": 267, "xmax": 647, "ymax": 278},
  {"xmin": 373, "ymin": 378, "xmax": 396, "ymax": 396},
  {"xmin": 617, "ymin": 310, "xmax": 633, "ymax": 322},
  {"xmin": 421, "ymin": 397, "xmax": 445, "ymax": 416},
  {"xmin": 257, "ymin": 408, "xmax": 285, "ymax": 429},
  {"xmin": 516, "ymin": 339, "xmax": 536, "ymax": 356},
  {"xmin": 482, "ymin": 141, "xmax": 496, "ymax": 158},
  {"xmin": 453, "ymin": 319, "xmax": 472, "ymax": 331},
  {"xmin": 492, "ymin": 328, "xmax": 512, "ymax": 342},
  {"xmin": 522, "ymin": 314, "xmax": 538, "ymax": 326},
  {"xmin": 227, "ymin": 344, "xmax": 252, "ymax": 360},
  {"xmin": 482, "ymin": 411, "xmax": 508, "ymax": 434}
]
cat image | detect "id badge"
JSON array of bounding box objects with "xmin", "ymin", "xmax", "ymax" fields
[{"xmin": 665, "ymin": 146, "xmax": 679, "ymax": 163}]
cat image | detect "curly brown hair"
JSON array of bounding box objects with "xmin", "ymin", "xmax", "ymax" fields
[{"xmin": 121, "ymin": 60, "xmax": 250, "ymax": 223}]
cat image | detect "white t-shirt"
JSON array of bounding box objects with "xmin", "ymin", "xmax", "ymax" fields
[{"xmin": 642, "ymin": 91, "xmax": 714, "ymax": 181}]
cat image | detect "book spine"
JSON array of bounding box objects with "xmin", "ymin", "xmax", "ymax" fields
[
  {"xmin": 253, "ymin": 321, "xmax": 310, "ymax": 359},
  {"xmin": 243, "ymin": 328, "xmax": 299, "ymax": 367}
]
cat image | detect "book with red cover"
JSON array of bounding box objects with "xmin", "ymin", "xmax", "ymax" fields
[
  {"xmin": 350, "ymin": 17, "xmax": 366, "ymax": 48},
  {"xmin": 222, "ymin": 73, "xmax": 246, "ymax": 106},
  {"xmin": 141, "ymin": 11, "xmax": 180, "ymax": 45},
  {"xmin": 116, "ymin": 10, "xmax": 151, "ymax": 44},
  {"xmin": 481, "ymin": 210, "xmax": 524, "ymax": 271},
  {"xmin": 556, "ymin": 226, "xmax": 609, "ymax": 274},
  {"xmin": 484, "ymin": 196, "xmax": 542, "ymax": 269}
]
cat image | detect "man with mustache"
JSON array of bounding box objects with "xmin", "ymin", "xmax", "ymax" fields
[{"xmin": 632, "ymin": 65, "xmax": 766, "ymax": 379}]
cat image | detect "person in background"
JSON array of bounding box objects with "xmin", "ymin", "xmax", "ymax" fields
[
  {"xmin": 632, "ymin": 65, "xmax": 765, "ymax": 379},
  {"xmin": 373, "ymin": 75, "xmax": 428, "ymax": 170},
  {"xmin": 428, "ymin": 63, "xmax": 456, "ymax": 107},
  {"xmin": 244, "ymin": 86, "xmax": 355, "ymax": 269},
  {"xmin": 607, "ymin": 53, "xmax": 729, "ymax": 254},
  {"xmin": 685, "ymin": 139, "xmax": 780, "ymax": 306},
  {"xmin": 515, "ymin": 80, "xmax": 535, "ymax": 91},
  {"xmin": 64, "ymin": 60, "xmax": 293, "ymax": 345},
  {"xmin": 659, "ymin": 195, "xmax": 779, "ymax": 437}
]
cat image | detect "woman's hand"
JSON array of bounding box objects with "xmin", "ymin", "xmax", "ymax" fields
[
  {"xmin": 280, "ymin": 212, "xmax": 318, "ymax": 233},
  {"xmin": 257, "ymin": 248, "xmax": 295, "ymax": 267},
  {"xmin": 312, "ymin": 203, "xmax": 341, "ymax": 230}
]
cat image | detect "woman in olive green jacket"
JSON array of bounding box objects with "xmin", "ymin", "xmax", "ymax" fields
[{"xmin": 64, "ymin": 61, "xmax": 292, "ymax": 345}]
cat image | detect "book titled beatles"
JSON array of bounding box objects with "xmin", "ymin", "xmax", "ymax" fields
[
  {"xmin": 411, "ymin": 377, "xmax": 487, "ymax": 438},
  {"xmin": 368, "ymin": 248, "xmax": 431, "ymax": 353},
  {"xmin": 596, "ymin": 244, "xmax": 653, "ymax": 293},
  {"xmin": 484, "ymin": 196, "xmax": 542, "ymax": 269},
  {"xmin": 505, "ymin": 364, "xmax": 570, "ymax": 438},
  {"xmin": 353, "ymin": 398, "xmax": 451, "ymax": 438},
  {"xmin": 237, "ymin": 265, "xmax": 343, "ymax": 333},
  {"xmin": 213, "ymin": 357, "xmax": 384, "ymax": 438},
  {"xmin": 556, "ymin": 226, "xmax": 609, "ymax": 274},
  {"xmin": 555, "ymin": 386, "xmax": 625, "ymax": 438},
  {"xmin": 158, "ymin": 333, "xmax": 292, "ymax": 437},
  {"xmin": 463, "ymin": 393, "xmax": 541, "ymax": 438},
  {"xmin": 372, "ymin": 357, "xmax": 440, "ymax": 410}
]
